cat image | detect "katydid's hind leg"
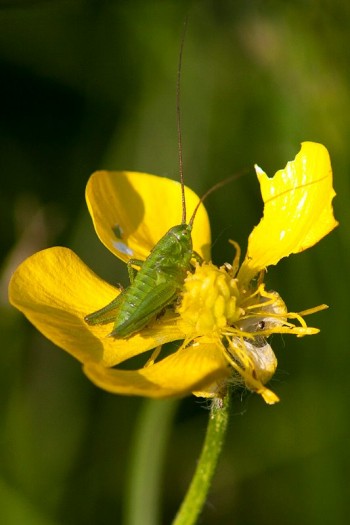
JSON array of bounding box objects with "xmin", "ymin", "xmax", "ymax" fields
[
  {"xmin": 84, "ymin": 293, "xmax": 124, "ymax": 326},
  {"xmin": 127, "ymin": 258, "xmax": 144, "ymax": 283}
]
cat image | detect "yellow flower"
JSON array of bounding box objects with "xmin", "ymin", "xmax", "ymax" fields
[{"xmin": 8, "ymin": 142, "xmax": 338, "ymax": 403}]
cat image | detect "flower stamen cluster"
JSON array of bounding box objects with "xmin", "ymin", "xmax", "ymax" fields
[{"xmin": 176, "ymin": 262, "xmax": 242, "ymax": 334}]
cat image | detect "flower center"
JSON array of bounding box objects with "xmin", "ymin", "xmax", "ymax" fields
[{"xmin": 176, "ymin": 262, "xmax": 243, "ymax": 334}]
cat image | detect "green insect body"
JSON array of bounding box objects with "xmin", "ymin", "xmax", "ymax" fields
[{"xmin": 85, "ymin": 223, "xmax": 195, "ymax": 338}]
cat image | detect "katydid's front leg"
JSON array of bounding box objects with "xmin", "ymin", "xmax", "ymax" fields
[{"xmin": 191, "ymin": 251, "xmax": 203, "ymax": 265}]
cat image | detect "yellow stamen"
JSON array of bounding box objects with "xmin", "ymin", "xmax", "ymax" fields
[{"xmin": 144, "ymin": 345, "xmax": 162, "ymax": 367}]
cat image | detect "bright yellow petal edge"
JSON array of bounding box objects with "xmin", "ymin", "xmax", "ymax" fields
[{"xmin": 239, "ymin": 142, "xmax": 338, "ymax": 283}]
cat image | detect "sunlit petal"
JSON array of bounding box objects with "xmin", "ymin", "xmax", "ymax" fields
[
  {"xmin": 84, "ymin": 340, "xmax": 229, "ymax": 398},
  {"xmin": 8, "ymin": 247, "xmax": 183, "ymax": 366},
  {"xmin": 239, "ymin": 142, "xmax": 338, "ymax": 282}
]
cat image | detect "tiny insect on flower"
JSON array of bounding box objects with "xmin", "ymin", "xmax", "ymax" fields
[{"xmin": 8, "ymin": 142, "xmax": 338, "ymax": 403}]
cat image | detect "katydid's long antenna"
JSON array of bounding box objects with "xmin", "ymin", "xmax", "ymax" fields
[
  {"xmin": 177, "ymin": 17, "xmax": 188, "ymax": 224},
  {"xmin": 189, "ymin": 169, "xmax": 250, "ymax": 227}
]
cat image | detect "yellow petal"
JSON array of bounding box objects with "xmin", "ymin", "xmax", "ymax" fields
[
  {"xmin": 86, "ymin": 171, "xmax": 211, "ymax": 263},
  {"xmin": 238, "ymin": 142, "xmax": 338, "ymax": 282},
  {"xmin": 8, "ymin": 247, "xmax": 183, "ymax": 366},
  {"xmin": 84, "ymin": 341, "xmax": 229, "ymax": 398}
]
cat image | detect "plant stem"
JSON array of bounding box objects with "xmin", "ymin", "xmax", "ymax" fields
[
  {"xmin": 172, "ymin": 394, "xmax": 230, "ymax": 525},
  {"xmin": 123, "ymin": 398, "xmax": 178, "ymax": 525}
]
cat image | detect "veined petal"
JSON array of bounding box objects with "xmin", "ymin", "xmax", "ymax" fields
[
  {"xmin": 239, "ymin": 142, "xmax": 338, "ymax": 282},
  {"xmin": 86, "ymin": 171, "xmax": 211, "ymax": 263},
  {"xmin": 84, "ymin": 340, "xmax": 230, "ymax": 398},
  {"xmin": 8, "ymin": 247, "xmax": 183, "ymax": 366}
]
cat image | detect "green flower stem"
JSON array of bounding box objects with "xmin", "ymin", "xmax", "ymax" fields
[
  {"xmin": 123, "ymin": 398, "xmax": 179, "ymax": 525},
  {"xmin": 172, "ymin": 394, "xmax": 230, "ymax": 525}
]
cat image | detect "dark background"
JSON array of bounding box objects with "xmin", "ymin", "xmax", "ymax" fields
[{"xmin": 1, "ymin": 1, "xmax": 348, "ymax": 524}]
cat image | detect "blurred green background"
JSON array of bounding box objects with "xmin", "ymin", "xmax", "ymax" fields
[{"xmin": 1, "ymin": 0, "xmax": 349, "ymax": 524}]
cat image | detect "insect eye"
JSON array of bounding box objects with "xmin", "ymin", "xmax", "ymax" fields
[{"xmin": 257, "ymin": 320, "xmax": 265, "ymax": 330}]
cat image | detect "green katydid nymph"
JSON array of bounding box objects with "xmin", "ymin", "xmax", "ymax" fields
[
  {"xmin": 85, "ymin": 22, "xmax": 201, "ymax": 339},
  {"xmin": 84, "ymin": 22, "xmax": 243, "ymax": 339}
]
